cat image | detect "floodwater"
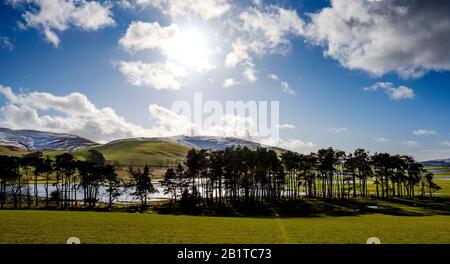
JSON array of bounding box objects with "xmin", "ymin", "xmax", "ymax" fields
[{"xmin": 31, "ymin": 180, "xmax": 170, "ymax": 203}]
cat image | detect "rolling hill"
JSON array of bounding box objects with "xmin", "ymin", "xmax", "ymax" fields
[
  {"xmin": 0, "ymin": 145, "xmax": 30, "ymax": 156},
  {"xmin": 0, "ymin": 128, "xmax": 286, "ymax": 166},
  {"xmin": 0, "ymin": 127, "xmax": 97, "ymax": 151},
  {"xmin": 421, "ymin": 158, "xmax": 450, "ymax": 167}
]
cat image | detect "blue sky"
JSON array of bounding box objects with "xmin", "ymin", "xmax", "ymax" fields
[{"xmin": 1, "ymin": 0, "xmax": 450, "ymax": 161}]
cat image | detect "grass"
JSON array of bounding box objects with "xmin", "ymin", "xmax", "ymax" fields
[
  {"xmin": 41, "ymin": 140, "xmax": 189, "ymax": 167},
  {"xmin": 0, "ymin": 145, "xmax": 29, "ymax": 156},
  {"xmin": 92, "ymin": 140, "xmax": 189, "ymax": 166},
  {"xmin": 0, "ymin": 210, "xmax": 449, "ymax": 244}
]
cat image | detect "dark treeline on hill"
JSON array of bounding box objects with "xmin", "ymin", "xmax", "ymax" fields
[
  {"xmin": 161, "ymin": 147, "xmax": 441, "ymax": 205},
  {"xmin": 0, "ymin": 146, "xmax": 442, "ymax": 210}
]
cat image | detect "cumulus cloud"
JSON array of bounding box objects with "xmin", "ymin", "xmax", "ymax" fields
[
  {"xmin": 225, "ymin": 6, "xmax": 304, "ymax": 69},
  {"xmin": 149, "ymin": 99, "xmax": 311, "ymax": 151},
  {"xmin": 0, "ymin": 85, "xmax": 312, "ymax": 151},
  {"xmin": 413, "ymin": 129, "xmax": 437, "ymax": 136},
  {"xmin": 329, "ymin": 127, "xmax": 350, "ymax": 133},
  {"xmin": 118, "ymin": 21, "xmax": 215, "ymax": 89},
  {"xmin": 10, "ymin": 0, "xmax": 115, "ymax": 47},
  {"xmin": 135, "ymin": 0, "xmax": 231, "ymax": 20},
  {"xmin": 259, "ymin": 137, "xmax": 314, "ymax": 153},
  {"xmin": 304, "ymin": 0, "xmax": 450, "ymax": 78},
  {"xmin": 0, "ymin": 85, "xmax": 158, "ymax": 143},
  {"xmin": 119, "ymin": 21, "xmax": 178, "ymax": 53},
  {"xmin": 364, "ymin": 82, "xmax": 415, "ymax": 100},
  {"xmin": 117, "ymin": 4, "xmax": 305, "ymax": 91},
  {"xmin": 374, "ymin": 137, "xmax": 389, "ymax": 142},
  {"xmin": 268, "ymin": 74, "xmax": 296, "ymax": 95},
  {"xmin": 402, "ymin": 140, "xmax": 419, "ymax": 147},
  {"xmin": 117, "ymin": 61, "xmax": 187, "ymax": 90},
  {"xmin": 148, "ymin": 104, "xmax": 199, "ymax": 135}
]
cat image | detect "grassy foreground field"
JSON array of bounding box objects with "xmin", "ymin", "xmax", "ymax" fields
[{"xmin": 1, "ymin": 210, "xmax": 449, "ymax": 244}]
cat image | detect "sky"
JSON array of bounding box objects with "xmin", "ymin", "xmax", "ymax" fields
[{"xmin": 0, "ymin": 0, "xmax": 450, "ymax": 161}]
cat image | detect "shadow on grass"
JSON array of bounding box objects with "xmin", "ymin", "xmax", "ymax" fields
[
  {"xmin": 2, "ymin": 197, "xmax": 450, "ymax": 218},
  {"xmin": 153, "ymin": 197, "xmax": 450, "ymax": 218}
]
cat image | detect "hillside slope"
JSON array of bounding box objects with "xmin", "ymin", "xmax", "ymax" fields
[
  {"xmin": 0, "ymin": 127, "xmax": 97, "ymax": 151},
  {"xmin": 422, "ymin": 158, "xmax": 450, "ymax": 167},
  {"xmin": 0, "ymin": 127, "xmax": 287, "ymax": 166},
  {"xmin": 90, "ymin": 139, "xmax": 190, "ymax": 166}
]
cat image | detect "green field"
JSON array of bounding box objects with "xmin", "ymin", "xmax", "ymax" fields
[{"xmin": 0, "ymin": 210, "xmax": 449, "ymax": 244}]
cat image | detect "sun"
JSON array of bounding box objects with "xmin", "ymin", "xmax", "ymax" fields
[{"xmin": 165, "ymin": 29, "xmax": 214, "ymax": 72}]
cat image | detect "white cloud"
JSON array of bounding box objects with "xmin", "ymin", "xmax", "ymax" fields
[
  {"xmin": 225, "ymin": 6, "xmax": 304, "ymax": 68},
  {"xmin": 243, "ymin": 66, "xmax": 257, "ymax": 82},
  {"xmin": 374, "ymin": 137, "xmax": 389, "ymax": 142},
  {"xmin": 11, "ymin": 0, "xmax": 115, "ymax": 47},
  {"xmin": 148, "ymin": 104, "xmax": 199, "ymax": 135},
  {"xmin": 118, "ymin": 21, "xmax": 215, "ymax": 85},
  {"xmin": 239, "ymin": 6, "xmax": 304, "ymax": 54},
  {"xmin": 304, "ymin": 0, "xmax": 450, "ymax": 78},
  {"xmin": 268, "ymin": 74, "xmax": 280, "ymax": 81},
  {"xmin": 149, "ymin": 102, "xmax": 311, "ymax": 151},
  {"xmin": 0, "ymin": 85, "xmax": 313, "ymax": 152},
  {"xmin": 277, "ymin": 124, "xmax": 295, "ymax": 129},
  {"xmin": 280, "ymin": 81, "xmax": 295, "ymax": 95},
  {"xmin": 260, "ymin": 137, "xmax": 314, "ymax": 153},
  {"xmin": 118, "ymin": 0, "xmax": 134, "ymax": 9},
  {"xmin": 0, "ymin": 85, "xmax": 159, "ymax": 143},
  {"xmin": 119, "ymin": 21, "xmax": 178, "ymax": 53},
  {"xmin": 268, "ymin": 74, "xmax": 296, "ymax": 95},
  {"xmin": 0, "ymin": 37, "xmax": 14, "ymax": 51},
  {"xmin": 389, "ymin": 86, "xmax": 415, "ymax": 100},
  {"xmin": 223, "ymin": 78, "xmax": 238, "ymax": 88},
  {"xmin": 413, "ymin": 129, "xmax": 437, "ymax": 136},
  {"xmin": 117, "ymin": 61, "xmax": 187, "ymax": 90},
  {"xmin": 364, "ymin": 82, "xmax": 415, "ymax": 100},
  {"xmin": 225, "ymin": 39, "xmax": 251, "ymax": 68},
  {"xmin": 252, "ymin": 0, "xmax": 262, "ymax": 8},
  {"xmin": 440, "ymin": 141, "xmax": 450, "ymax": 148},
  {"xmin": 135, "ymin": 0, "xmax": 231, "ymax": 20},
  {"xmin": 402, "ymin": 140, "xmax": 419, "ymax": 147},
  {"xmin": 118, "ymin": 4, "xmax": 303, "ymax": 91},
  {"xmin": 329, "ymin": 127, "xmax": 350, "ymax": 133}
]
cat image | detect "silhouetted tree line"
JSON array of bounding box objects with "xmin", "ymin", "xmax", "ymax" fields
[
  {"xmin": 0, "ymin": 149, "xmax": 156, "ymax": 209},
  {"xmin": 161, "ymin": 147, "xmax": 441, "ymax": 204}
]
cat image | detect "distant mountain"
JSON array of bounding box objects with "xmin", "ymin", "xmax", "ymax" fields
[
  {"xmin": 0, "ymin": 128, "xmax": 288, "ymax": 166},
  {"xmin": 421, "ymin": 158, "xmax": 450, "ymax": 167},
  {"xmin": 108, "ymin": 135, "xmax": 286, "ymax": 153},
  {"xmin": 80, "ymin": 136, "xmax": 287, "ymax": 166},
  {"xmin": 0, "ymin": 127, "xmax": 98, "ymax": 151}
]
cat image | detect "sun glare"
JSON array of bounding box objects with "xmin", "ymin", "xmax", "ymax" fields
[{"xmin": 166, "ymin": 29, "xmax": 214, "ymax": 71}]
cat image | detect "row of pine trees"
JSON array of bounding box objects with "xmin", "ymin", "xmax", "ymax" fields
[
  {"xmin": 161, "ymin": 147, "xmax": 441, "ymax": 204},
  {"xmin": 0, "ymin": 146, "xmax": 441, "ymax": 209},
  {"xmin": 0, "ymin": 150, "xmax": 156, "ymax": 208}
]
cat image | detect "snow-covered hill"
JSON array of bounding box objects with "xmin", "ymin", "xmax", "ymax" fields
[
  {"xmin": 105, "ymin": 135, "xmax": 285, "ymax": 152},
  {"xmin": 0, "ymin": 127, "xmax": 98, "ymax": 151},
  {"xmin": 0, "ymin": 127, "xmax": 286, "ymax": 153},
  {"xmin": 168, "ymin": 135, "xmax": 269, "ymax": 151}
]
